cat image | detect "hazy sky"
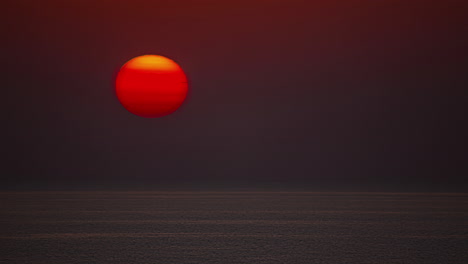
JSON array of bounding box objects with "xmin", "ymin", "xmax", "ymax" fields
[{"xmin": 3, "ymin": 0, "xmax": 468, "ymax": 191}]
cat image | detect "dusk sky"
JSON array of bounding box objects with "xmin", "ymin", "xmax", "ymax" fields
[{"xmin": 3, "ymin": 0, "xmax": 468, "ymax": 191}]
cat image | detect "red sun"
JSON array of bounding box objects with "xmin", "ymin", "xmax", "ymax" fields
[{"xmin": 115, "ymin": 55, "xmax": 188, "ymax": 118}]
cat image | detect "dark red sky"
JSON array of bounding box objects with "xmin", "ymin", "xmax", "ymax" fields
[{"xmin": 3, "ymin": 0, "xmax": 468, "ymax": 190}]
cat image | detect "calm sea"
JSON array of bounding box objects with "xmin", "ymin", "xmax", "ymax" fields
[{"xmin": 1, "ymin": 191, "xmax": 467, "ymax": 263}]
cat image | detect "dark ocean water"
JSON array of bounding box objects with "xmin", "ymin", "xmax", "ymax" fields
[{"xmin": 1, "ymin": 191, "xmax": 467, "ymax": 264}]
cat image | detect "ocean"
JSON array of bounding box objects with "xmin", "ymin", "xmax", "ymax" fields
[{"xmin": 1, "ymin": 191, "xmax": 467, "ymax": 263}]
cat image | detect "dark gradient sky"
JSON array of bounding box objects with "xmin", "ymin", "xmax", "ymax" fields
[{"xmin": 3, "ymin": 0, "xmax": 468, "ymax": 191}]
